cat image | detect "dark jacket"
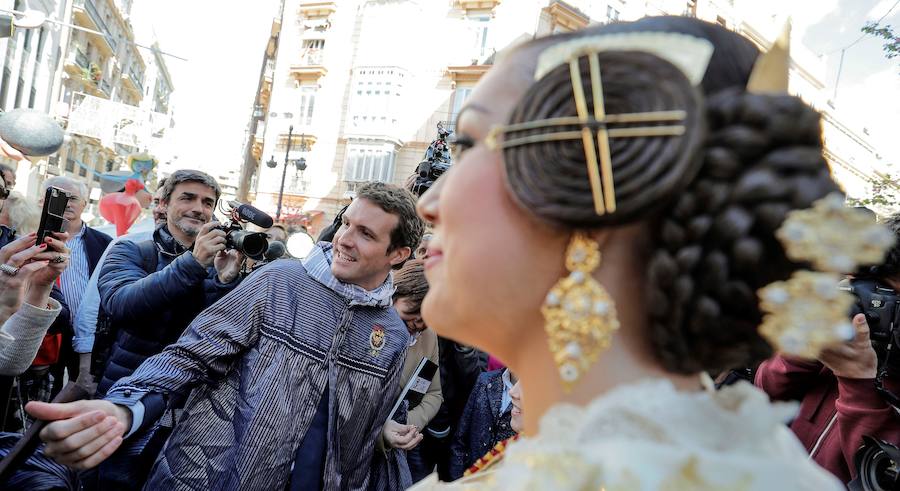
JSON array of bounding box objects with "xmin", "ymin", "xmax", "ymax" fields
[
  {"xmin": 95, "ymin": 225, "xmax": 239, "ymax": 395},
  {"xmin": 756, "ymin": 354, "xmax": 900, "ymax": 484},
  {"xmin": 448, "ymin": 369, "xmax": 516, "ymax": 480},
  {"xmin": 428, "ymin": 338, "xmax": 487, "ymax": 438}
]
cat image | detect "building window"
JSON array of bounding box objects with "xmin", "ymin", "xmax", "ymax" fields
[
  {"xmin": 468, "ymin": 16, "xmax": 491, "ymax": 59},
  {"xmin": 716, "ymin": 16, "xmax": 727, "ymax": 28},
  {"xmin": 302, "ymin": 39, "xmax": 324, "ymax": 65},
  {"xmin": 299, "ymin": 86, "xmax": 316, "ymax": 126},
  {"xmin": 347, "ymin": 67, "xmax": 406, "ymax": 134},
  {"xmin": 449, "ymin": 87, "xmax": 472, "ymax": 125},
  {"xmin": 343, "ymin": 142, "xmax": 396, "ymax": 183},
  {"xmin": 65, "ymin": 158, "xmax": 74, "ymax": 173},
  {"xmin": 607, "ymin": 6, "xmax": 619, "ymax": 22}
]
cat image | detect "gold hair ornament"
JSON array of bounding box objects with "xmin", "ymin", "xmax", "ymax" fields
[
  {"xmin": 542, "ymin": 233, "xmax": 620, "ymax": 391},
  {"xmin": 760, "ymin": 193, "xmax": 896, "ymax": 357}
]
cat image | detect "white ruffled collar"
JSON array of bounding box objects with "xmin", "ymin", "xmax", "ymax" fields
[{"xmin": 413, "ymin": 378, "xmax": 842, "ymax": 490}]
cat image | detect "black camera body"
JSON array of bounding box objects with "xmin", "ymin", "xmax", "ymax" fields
[
  {"xmin": 215, "ymin": 222, "xmax": 268, "ymax": 261},
  {"xmin": 843, "ymin": 278, "xmax": 900, "ymax": 373},
  {"xmin": 411, "ymin": 123, "xmax": 453, "ymax": 197},
  {"xmin": 216, "ymin": 201, "xmax": 274, "ymax": 261}
]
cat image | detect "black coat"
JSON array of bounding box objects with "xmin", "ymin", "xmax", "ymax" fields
[
  {"xmin": 95, "ymin": 226, "xmax": 239, "ymax": 395},
  {"xmin": 448, "ymin": 369, "xmax": 516, "ymax": 479}
]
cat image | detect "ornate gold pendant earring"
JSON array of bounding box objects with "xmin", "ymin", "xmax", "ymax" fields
[{"xmin": 542, "ymin": 232, "xmax": 620, "ymax": 391}]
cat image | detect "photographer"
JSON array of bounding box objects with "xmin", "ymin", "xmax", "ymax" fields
[
  {"xmin": 83, "ymin": 169, "xmax": 242, "ymax": 487},
  {"xmin": 0, "ymin": 233, "xmax": 69, "ymax": 375},
  {"xmin": 755, "ymin": 214, "xmax": 900, "ymax": 485}
]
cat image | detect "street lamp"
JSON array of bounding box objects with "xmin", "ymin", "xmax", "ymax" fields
[{"xmin": 273, "ymin": 125, "xmax": 308, "ymax": 221}]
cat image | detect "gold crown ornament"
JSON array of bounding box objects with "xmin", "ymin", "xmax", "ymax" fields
[{"xmin": 759, "ymin": 193, "xmax": 896, "ymax": 357}]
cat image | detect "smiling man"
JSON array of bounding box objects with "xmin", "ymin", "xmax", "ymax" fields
[
  {"xmin": 62, "ymin": 169, "xmax": 243, "ymax": 488},
  {"xmin": 28, "ymin": 181, "xmax": 425, "ymax": 490}
]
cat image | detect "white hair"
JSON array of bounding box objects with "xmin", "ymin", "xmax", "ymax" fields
[{"xmin": 42, "ymin": 176, "xmax": 89, "ymax": 202}]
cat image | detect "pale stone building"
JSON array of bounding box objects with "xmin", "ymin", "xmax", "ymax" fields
[{"xmin": 240, "ymin": 0, "xmax": 895, "ymax": 234}]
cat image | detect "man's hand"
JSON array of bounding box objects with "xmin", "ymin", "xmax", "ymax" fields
[
  {"xmin": 214, "ymin": 249, "xmax": 244, "ymax": 283},
  {"xmin": 819, "ymin": 313, "xmax": 878, "ymax": 379},
  {"xmin": 382, "ymin": 420, "xmax": 423, "ymax": 450},
  {"xmin": 192, "ymin": 222, "xmax": 226, "ymax": 268},
  {"xmin": 25, "ymin": 399, "xmax": 130, "ymax": 469}
]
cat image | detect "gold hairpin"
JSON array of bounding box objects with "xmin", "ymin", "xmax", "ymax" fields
[
  {"xmin": 747, "ymin": 19, "xmax": 791, "ymax": 94},
  {"xmin": 486, "ymin": 52, "xmax": 687, "ymax": 215}
]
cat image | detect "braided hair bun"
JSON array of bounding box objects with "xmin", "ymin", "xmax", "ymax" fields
[{"xmin": 502, "ymin": 18, "xmax": 839, "ymax": 373}]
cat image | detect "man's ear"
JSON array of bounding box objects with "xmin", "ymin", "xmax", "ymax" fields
[{"xmin": 388, "ymin": 246, "xmax": 411, "ymax": 267}]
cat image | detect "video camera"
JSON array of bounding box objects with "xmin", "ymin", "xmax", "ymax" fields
[
  {"xmin": 217, "ymin": 201, "xmax": 273, "ymax": 261},
  {"xmin": 841, "ymin": 278, "xmax": 900, "ymax": 408},
  {"xmin": 410, "ymin": 122, "xmax": 453, "ymax": 197}
]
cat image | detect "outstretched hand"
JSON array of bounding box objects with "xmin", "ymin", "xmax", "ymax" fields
[{"xmin": 25, "ymin": 399, "xmax": 131, "ymax": 469}]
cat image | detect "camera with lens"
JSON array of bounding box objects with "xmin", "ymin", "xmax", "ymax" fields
[
  {"xmin": 849, "ymin": 436, "xmax": 900, "ymax": 491},
  {"xmin": 840, "ymin": 278, "xmax": 900, "ymax": 413},
  {"xmin": 216, "ymin": 201, "xmax": 274, "ymax": 261},
  {"xmin": 843, "ymin": 279, "xmax": 900, "ymax": 375},
  {"xmin": 410, "ymin": 123, "xmax": 453, "ymax": 197}
]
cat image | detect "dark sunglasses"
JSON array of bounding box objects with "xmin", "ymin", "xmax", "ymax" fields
[{"xmin": 0, "ymin": 187, "xmax": 8, "ymax": 200}]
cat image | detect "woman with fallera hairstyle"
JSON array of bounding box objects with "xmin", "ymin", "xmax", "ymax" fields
[{"xmin": 410, "ymin": 15, "xmax": 891, "ymax": 490}]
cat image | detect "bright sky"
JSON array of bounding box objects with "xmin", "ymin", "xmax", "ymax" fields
[
  {"xmin": 130, "ymin": 0, "xmax": 280, "ymax": 177},
  {"xmin": 129, "ymin": 0, "xmax": 900, "ymax": 178},
  {"xmin": 747, "ymin": 0, "xmax": 900, "ymax": 165}
]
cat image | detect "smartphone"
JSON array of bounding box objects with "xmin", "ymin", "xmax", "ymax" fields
[{"xmin": 35, "ymin": 186, "xmax": 73, "ymax": 246}]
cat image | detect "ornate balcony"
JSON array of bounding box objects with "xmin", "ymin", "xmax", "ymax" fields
[
  {"xmin": 455, "ymin": 0, "xmax": 501, "ymax": 13},
  {"xmin": 290, "ymin": 50, "xmax": 327, "ymax": 83},
  {"xmin": 298, "ymin": 1, "xmax": 336, "ymax": 20},
  {"xmin": 541, "ymin": 1, "xmax": 590, "ymax": 33}
]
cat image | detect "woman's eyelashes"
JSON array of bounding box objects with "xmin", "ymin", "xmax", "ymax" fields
[{"xmin": 450, "ymin": 135, "xmax": 475, "ymax": 159}]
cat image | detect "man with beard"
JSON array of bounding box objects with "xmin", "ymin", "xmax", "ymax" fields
[
  {"xmin": 81, "ymin": 169, "xmax": 243, "ymax": 487},
  {"xmin": 73, "ymin": 178, "xmax": 169, "ymax": 390},
  {"xmin": 30, "ymin": 182, "xmax": 424, "ymax": 490}
]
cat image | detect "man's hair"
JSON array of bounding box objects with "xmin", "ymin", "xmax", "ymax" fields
[
  {"xmin": 392, "ymin": 259, "xmax": 428, "ymax": 313},
  {"xmin": 161, "ymin": 169, "xmax": 220, "ymax": 203},
  {"xmin": 356, "ymin": 182, "xmax": 424, "ymax": 254},
  {"xmin": 43, "ymin": 176, "xmax": 89, "ymax": 202}
]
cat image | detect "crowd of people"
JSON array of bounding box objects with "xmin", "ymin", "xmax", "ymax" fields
[{"xmin": 0, "ymin": 13, "xmax": 896, "ymax": 491}]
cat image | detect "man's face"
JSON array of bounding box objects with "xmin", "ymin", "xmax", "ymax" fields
[
  {"xmin": 416, "ymin": 234, "xmax": 432, "ymax": 259},
  {"xmin": 395, "ymin": 296, "xmax": 426, "ymax": 335},
  {"xmin": 164, "ymin": 181, "xmax": 216, "ymax": 237},
  {"xmin": 2, "ymin": 170, "xmax": 14, "ymax": 189},
  {"xmin": 152, "ymin": 186, "xmax": 168, "ymax": 226},
  {"xmin": 331, "ymin": 198, "xmax": 411, "ymax": 290},
  {"xmin": 43, "ymin": 183, "xmax": 86, "ymax": 223}
]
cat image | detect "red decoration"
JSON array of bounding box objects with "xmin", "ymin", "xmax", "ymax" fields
[{"xmin": 99, "ymin": 178, "xmax": 145, "ymax": 236}]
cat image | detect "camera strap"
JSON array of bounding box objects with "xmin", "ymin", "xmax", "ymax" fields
[{"xmin": 875, "ymin": 340, "xmax": 900, "ymax": 413}]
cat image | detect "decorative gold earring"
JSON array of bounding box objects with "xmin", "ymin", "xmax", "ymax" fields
[{"xmin": 542, "ymin": 232, "xmax": 620, "ymax": 391}]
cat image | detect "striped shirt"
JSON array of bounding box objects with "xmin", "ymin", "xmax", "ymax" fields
[
  {"xmin": 60, "ymin": 223, "xmax": 89, "ymax": 325},
  {"xmin": 106, "ymin": 243, "xmax": 409, "ymax": 490}
]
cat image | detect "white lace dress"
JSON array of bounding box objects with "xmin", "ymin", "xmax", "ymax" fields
[{"xmin": 412, "ymin": 379, "xmax": 843, "ymax": 490}]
